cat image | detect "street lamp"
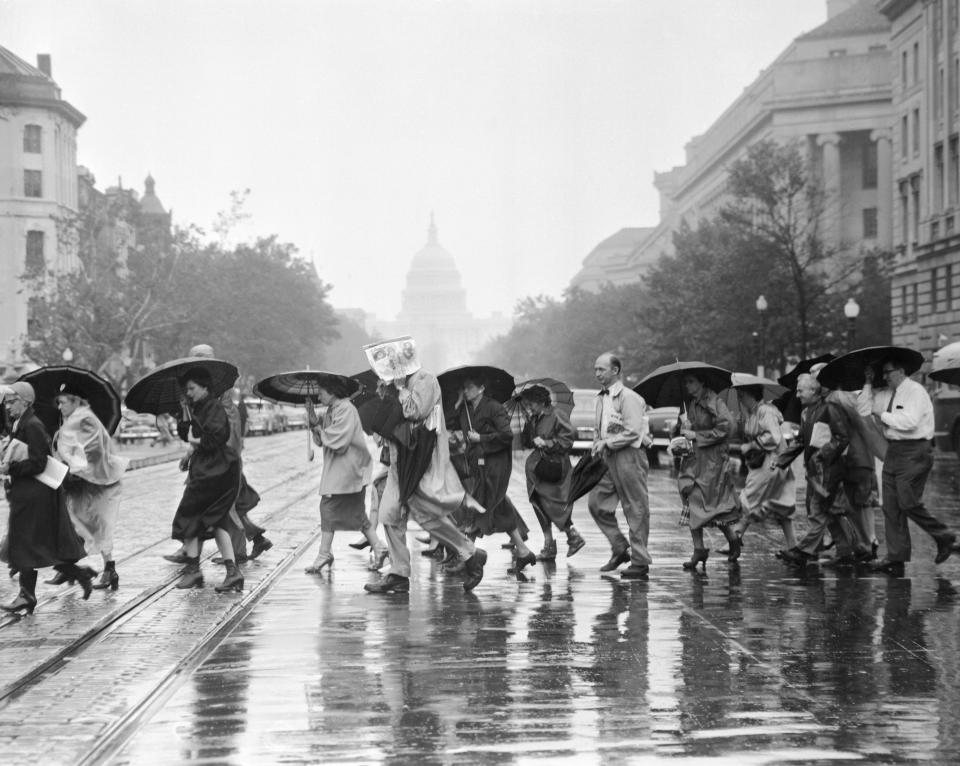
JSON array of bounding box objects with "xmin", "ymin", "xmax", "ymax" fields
[
  {"xmin": 844, "ymin": 297, "xmax": 860, "ymax": 351},
  {"xmin": 756, "ymin": 295, "xmax": 768, "ymax": 377},
  {"xmin": 62, "ymin": 347, "xmax": 74, "ymax": 363}
]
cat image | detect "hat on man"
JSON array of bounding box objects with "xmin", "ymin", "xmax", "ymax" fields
[
  {"xmin": 189, "ymin": 344, "xmax": 215, "ymax": 358},
  {"xmin": 9, "ymin": 381, "xmax": 36, "ymax": 403}
]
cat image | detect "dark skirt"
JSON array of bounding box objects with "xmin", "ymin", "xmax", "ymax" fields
[
  {"xmin": 320, "ymin": 489, "xmax": 369, "ymax": 532},
  {"xmin": 530, "ymin": 490, "xmax": 572, "ymax": 531},
  {"xmin": 6, "ymin": 480, "xmax": 86, "ymax": 570},
  {"xmin": 172, "ymin": 461, "xmax": 241, "ymax": 541}
]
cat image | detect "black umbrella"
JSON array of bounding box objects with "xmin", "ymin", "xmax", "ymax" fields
[
  {"xmin": 816, "ymin": 346, "xmax": 924, "ymax": 391},
  {"xmin": 348, "ymin": 369, "xmax": 382, "ymax": 408},
  {"xmin": 930, "ymin": 364, "xmax": 960, "ymax": 386},
  {"xmin": 254, "ymin": 370, "xmax": 359, "ymax": 405},
  {"xmin": 126, "ymin": 356, "xmax": 239, "ymax": 415},
  {"xmin": 566, "ymin": 453, "xmax": 608, "ymax": 505},
  {"xmin": 777, "ymin": 353, "xmax": 836, "ymax": 391},
  {"xmin": 437, "ymin": 365, "xmax": 515, "ymax": 408},
  {"xmin": 633, "ymin": 361, "xmax": 732, "ymax": 408},
  {"xmin": 18, "ymin": 365, "xmax": 123, "ymax": 436}
]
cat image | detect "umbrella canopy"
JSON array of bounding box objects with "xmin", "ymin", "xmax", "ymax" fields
[
  {"xmin": 17, "ymin": 365, "xmax": 123, "ymax": 436},
  {"xmin": 566, "ymin": 453, "xmax": 608, "ymax": 505},
  {"xmin": 348, "ymin": 369, "xmax": 381, "ymax": 408},
  {"xmin": 929, "ymin": 364, "xmax": 960, "ymax": 386},
  {"xmin": 816, "ymin": 346, "xmax": 924, "ymax": 392},
  {"xmin": 437, "ymin": 365, "xmax": 515, "ymax": 412},
  {"xmin": 503, "ymin": 377, "xmax": 574, "ymax": 446},
  {"xmin": 126, "ymin": 357, "xmax": 239, "ymax": 415},
  {"xmin": 728, "ymin": 372, "xmax": 788, "ymax": 400},
  {"xmin": 633, "ymin": 361, "xmax": 732, "ymax": 408},
  {"xmin": 777, "ymin": 353, "xmax": 836, "ymax": 391},
  {"xmin": 254, "ymin": 370, "xmax": 359, "ymax": 405}
]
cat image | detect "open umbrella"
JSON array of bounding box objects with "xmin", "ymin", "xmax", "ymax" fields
[
  {"xmin": 633, "ymin": 361, "xmax": 732, "ymax": 408},
  {"xmin": 437, "ymin": 365, "xmax": 515, "ymax": 409},
  {"xmin": 503, "ymin": 377, "xmax": 574, "ymax": 447},
  {"xmin": 18, "ymin": 365, "xmax": 123, "ymax": 436},
  {"xmin": 777, "ymin": 353, "xmax": 836, "ymax": 391},
  {"xmin": 816, "ymin": 346, "xmax": 924, "ymax": 392},
  {"xmin": 254, "ymin": 370, "xmax": 359, "ymax": 405},
  {"xmin": 126, "ymin": 356, "xmax": 239, "ymax": 415},
  {"xmin": 728, "ymin": 372, "xmax": 787, "ymax": 400}
]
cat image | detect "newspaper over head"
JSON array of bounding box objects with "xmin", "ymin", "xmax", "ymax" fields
[{"xmin": 363, "ymin": 336, "xmax": 422, "ymax": 383}]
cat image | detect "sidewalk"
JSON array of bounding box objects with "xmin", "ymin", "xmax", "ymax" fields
[{"xmin": 113, "ymin": 437, "xmax": 187, "ymax": 471}]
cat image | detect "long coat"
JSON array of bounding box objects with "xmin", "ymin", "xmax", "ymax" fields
[
  {"xmin": 677, "ymin": 389, "xmax": 739, "ymax": 530},
  {"xmin": 171, "ymin": 395, "xmax": 241, "ymax": 541},
  {"xmin": 4, "ymin": 407, "xmax": 86, "ymax": 569},
  {"xmin": 523, "ymin": 405, "xmax": 575, "ymax": 528},
  {"xmin": 312, "ymin": 397, "xmax": 373, "ymax": 495},
  {"xmin": 739, "ymin": 402, "xmax": 796, "ymax": 521}
]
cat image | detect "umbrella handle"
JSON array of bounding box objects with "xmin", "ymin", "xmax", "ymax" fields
[{"xmin": 307, "ymin": 428, "xmax": 315, "ymax": 462}]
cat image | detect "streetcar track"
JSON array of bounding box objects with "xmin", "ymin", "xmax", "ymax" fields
[{"xmin": 0, "ymin": 479, "xmax": 319, "ymax": 704}]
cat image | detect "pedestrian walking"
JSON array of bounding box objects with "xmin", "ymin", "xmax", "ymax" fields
[
  {"xmin": 586, "ymin": 352, "xmax": 652, "ymax": 579},
  {"xmin": 860, "ymin": 358, "xmax": 960, "ymax": 576},
  {"xmin": 303, "ymin": 376, "xmax": 387, "ymax": 574},
  {"xmin": 170, "ymin": 367, "xmax": 244, "ymax": 592},
  {"xmin": 730, "ymin": 384, "xmax": 797, "ymax": 555},
  {"xmin": 450, "ymin": 375, "xmax": 536, "ymax": 573},
  {"xmin": 674, "ymin": 371, "xmax": 742, "ymax": 570},
  {"xmin": 52, "ymin": 385, "xmax": 128, "ymax": 591},
  {"xmin": 0, "ymin": 382, "xmax": 93, "ymax": 614},
  {"xmin": 519, "ymin": 384, "xmax": 585, "ymax": 560}
]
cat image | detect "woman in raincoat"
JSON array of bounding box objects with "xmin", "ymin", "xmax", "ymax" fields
[
  {"xmin": 675, "ymin": 372, "xmax": 741, "ymax": 570},
  {"xmin": 52, "ymin": 384, "xmax": 129, "ymax": 591}
]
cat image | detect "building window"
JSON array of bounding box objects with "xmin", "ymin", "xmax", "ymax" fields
[
  {"xmin": 911, "ymin": 175, "xmax": 921, "ymax": 243},
  {"xmin": 933, "ymin": 267, "xmax": 940, "ymax": 312},
  {"xmin": 947, "ymin": 263, "xmax": 954, "ymax": 309},
  {"xmin": 937, "ymin": 68, "xmax": 945, "ymax": 120},
  {"xmin": 903, "ymin": 50, "xmax": 909, "ymax": 87},
  {"xmin": 23, "ymin": 170, "xmax": 42, "ymax": 198},
  {"xmin": 935, "ymin": 143, "xmax": 945, "ymax": 211},
  {"xmin": 913, "ymin": 108, "xmax": 921, "ymax": 155},
  {"xmin": 900, "ymin": 180, "xmax": 910, "ymax": 245},
  {"xmin": 902, "ymin": 114, "xmax": 909, "ymax": 157},
  {"xmin": 901, "ymin": 285, "xmax": 909, "ymax": 320},
  {"xmin": 950, "ymin": 136, "xmax": 959, "ymax": 206},
  {"xmin": 862, "ymin": 141, "xmax": 878, "ymax": 189},
  {"xmin": 914, "ymin": 41, "xmax": 920, "ymax": 84},
  {"xmin": 23, "ymin": 125, "xmax": 41, "ymax": 153},
  {"xmin": 952, "ymin": 0, "xmax": 959, "ymax": 32},
  {"xmin": 863, "ymin": 208, "xmax": 878, "ymax": 239},
  {"xmin": 25, "ymin": 231, "xmax": 44, "ymax": 275},
  {"xmin": 912, "ymin": 282, "xmax": 919, "ymax": 319}
]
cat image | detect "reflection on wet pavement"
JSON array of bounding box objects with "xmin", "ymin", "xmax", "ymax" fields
[{"xmin": 115, "ymin": 456, "xmax": 960, "ymax": 764}]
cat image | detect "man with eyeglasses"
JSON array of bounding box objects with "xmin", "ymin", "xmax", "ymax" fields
[{"xmin": 860, "ymin": 357, "xmax": 959, "ymax": 576}]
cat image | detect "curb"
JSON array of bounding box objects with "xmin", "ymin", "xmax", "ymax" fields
[{"xmin": 125, "ymin": 451, "xmax": 184, "ymax": 472}]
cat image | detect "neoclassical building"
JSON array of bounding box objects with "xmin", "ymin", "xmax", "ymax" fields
[
  {"xmin": 882, "ymin": 0, "xmax": 960, "ymax": 358},
  {"xmin": 0, "ymin": 46, "xmax": 85, "ymax": 380},
  {"xmin": 369, "ymin": 217, "xmax": 510, "ymax": 371},
  {"xmin": 570, "ymin": 0, "xmax": 894, "ymax": 291}
]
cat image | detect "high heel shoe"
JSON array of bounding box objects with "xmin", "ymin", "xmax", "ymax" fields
[
  {"xmin": 509, "ymin": 551, "xmax": 537, "ymax": 575},
  {"xmin": 215, "ymin": 560, "xmax": 244, "ymax": 593},
  {"xmin": 348, "ymin": 538, "xmax": 371, "ymax": 551},
  {"xmin": 92, "ymin": 562, "xmax": 119, "ymax": 591},
  {"xmin": 682, "ymin": 547, "xmax": 709, "ymax": 571},
  {"xmin": 1, "ymin": 592, "xmax": 37, "ymax": 615},
  {"xmin": 368, "ymin": 547, "xmax": 389, "ymax": 571},
  {"xmin": 305, "ymin": 552, "xmax": 334, "ymax": 574},
  {"xmin": 75, "ymin": 567, "xmax": 95, "ymax": 600}
]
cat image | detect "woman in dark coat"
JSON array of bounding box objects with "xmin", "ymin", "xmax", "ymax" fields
[
  {"xmin": 1, "ymin": 382, "xmax": 92, "ymax": 614},
  {"xmin": 171, "ymin": 367, "xmax": 243, "ymax": 593},
  {"xmin": 449, "ymin": 375, "xmax": 537, "ymax": 573},
  {"xmin": 519, "ymin": 385, "xmax": 585, "ymax": 560}
]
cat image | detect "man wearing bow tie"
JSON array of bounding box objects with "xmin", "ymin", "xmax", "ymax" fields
[
  {"xmin": 860, "ymin": 357, "xmax": 959, "ymax": 576},
  {"xmin": 587, "ymin": 352, "xmax": 652, "ymax": 578}
]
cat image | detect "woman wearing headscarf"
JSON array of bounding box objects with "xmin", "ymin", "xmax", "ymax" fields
[
  {"xmin": 0, "ymin": 382, "xmax": 92, "ymax": 614},
  {"xmin": 729, "ymin": 384, "xmax": 797, "ymax": 552},
  {"xmin": 52, "ymin": 384, "xmax": 129, "ymax": 591},
  {"xmin": 519, "ymin": 385, "xmax": 585, "ymax": 560},
  {"xmin": 303, "ymin": 375, "xmax": 386, "ymax": 573},
  {"xmin": 170, "ymin": 367, "xmax": 243, "ymax": 593},
  {"xmin": 675, "ymin": 372, "xmax": 741, "ymax": 571}
]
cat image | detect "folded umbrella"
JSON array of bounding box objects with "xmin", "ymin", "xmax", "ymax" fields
[
  {"xmin": 18, "ymin": 365, "xmax": 123, "ymax": 436},
  {"xmin": 816, "ymin": 346, "xmax": 924, "ymax": 391},
  {"xmin": 126, "ymin": 356, "xmax": 238, "ymax": 415},
  {"xmin": 254, "ymin": 370, "xmax": 359, "ymax": 405},
  {"xmin": 565, "ymin": 452, "xmax": 608, "ymax": 505},
  {"xmin": 348, "ymin": 369, "xmax": 381, "ymax": 408},
  {"xmin": 633, "ymin": 361, "xmax": 732, "ymax": 407}
]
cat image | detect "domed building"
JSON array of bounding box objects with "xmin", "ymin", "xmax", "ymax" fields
[{"xmin": 373, "ymin": 216, "xmax": 510, "ymax": 371}]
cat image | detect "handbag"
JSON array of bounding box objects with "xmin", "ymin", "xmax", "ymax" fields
[
  {"xmin": 743, "ymin": 438, "xmax": 766, "ymax": 470},
  {"xmin": 534, "ymin": 451, "xmax": 564, "ymax": 482}
]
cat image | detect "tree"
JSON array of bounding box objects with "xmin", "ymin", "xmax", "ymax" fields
[{"xmin": 721, "ymin": 139, "xmax": 859, "ymax": 358}]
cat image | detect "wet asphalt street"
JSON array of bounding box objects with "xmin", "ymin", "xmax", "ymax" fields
[{"xmin": 2, "ymin": 435, "xmax": 960, "ymax": 765}]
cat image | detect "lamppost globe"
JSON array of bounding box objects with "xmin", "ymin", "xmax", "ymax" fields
[
  {"xmin": 755, "ymin": 295, "xmax": 768, "ymax": 313},
  {"xmin": 844, "ymin": 298, "xmax": 860, "ymax": 351},
  {"xmin": 755, "ymin": 295, "xmax": 768, "ymax": 377},
  {"xmin": 62, "ymin": 347, "xmax": 74, "ymax": 363}
]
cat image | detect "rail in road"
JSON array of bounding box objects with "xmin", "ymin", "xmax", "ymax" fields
[{"xmin": 0, "ymin": 430, "xmax": 329, "ymax": 766}]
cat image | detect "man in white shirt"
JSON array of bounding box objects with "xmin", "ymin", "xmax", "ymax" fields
[
  {"xmin": 587, "ymin": 352, "xmax": 651, "ymax": 579},
  {"xmin": 861, "ymin": 357, "xmax": 959, "ymax": 576}
]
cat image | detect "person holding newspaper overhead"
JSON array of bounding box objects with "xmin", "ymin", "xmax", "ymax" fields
[{"xmin": 0, "ymin": 382, "xmax": 93, "ymax": 614}]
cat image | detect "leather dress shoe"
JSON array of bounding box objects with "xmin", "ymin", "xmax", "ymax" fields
[
  {"xmin": 462, "ymin": 548, "xmax": 487, "ymax": 591},
  {"xmin": 620, "ymin": 565, "xmax": 649, "ymax": 579},
  {"xmin": 250, "ymin": 535, "xmax": 273, "ymax": 558},
  {"xmin": 364, "ymin": 573, "xmax": 410, "ymax": 593},
  {"xmin": 566, "ymin": 533, "xmax": 586, "ymax": 559},
  {"xmin": 935, "ymin": 535, "xmax": 957, "ymax": 565},
  {"xmin": 599, "ymin": 549, "xmax": 629, "ymax": 572},
  {"xmin": 871, "ymin": 559, "xmax": 905, "ymax": 577},
  {"xmin": 163, "ymin": 552, "xmax": 192, "ymax": 565},
  {"xmin": 508, "ymin": 551, "xmax": 537, "ymax": 575}
]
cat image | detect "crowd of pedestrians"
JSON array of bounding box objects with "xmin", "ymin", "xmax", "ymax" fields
[{"xmin": 3, "ymin": 335, "xmax": 960, "ymax": 616}]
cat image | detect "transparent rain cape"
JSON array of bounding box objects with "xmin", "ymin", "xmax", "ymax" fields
[{"xmin": 55, "ymin": 405, "xmax": 129, "ymax": 485}]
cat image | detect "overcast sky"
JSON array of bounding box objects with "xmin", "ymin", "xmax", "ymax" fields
[{"xmin": 3, "ymin": 0, "xmax": 828, "ymax": 320}]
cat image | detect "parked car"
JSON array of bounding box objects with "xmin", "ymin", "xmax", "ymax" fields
[
  {"xmin": 117, "ymin": 408, "xmax": 161, "ymax": 444},
  {"xmin": 570, "ymin": 388, "xmax": 598, "ymax": 454},
  {"xmin": 646, "ymin": 405, "xmax": 681, "ymax": 467},
  {"xmin": 281, "ymin": 404, "xmax": 309, "ymax": 430},
  {"xmin": 244, "ymin": 398, "xmax": 284, "ymax": 435}
]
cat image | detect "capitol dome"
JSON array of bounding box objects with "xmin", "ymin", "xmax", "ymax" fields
[{"xmin": 398, "ymin": 214, "xmax": 468, "ymax": 321}]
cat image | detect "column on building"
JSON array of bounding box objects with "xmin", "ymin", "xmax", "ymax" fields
[
  {"xmin": 871, "ymin": 128, "xmax": 894, "ymax": 248},
  {"xmin": 816, "ymin": 132, "xmax": 842, "ymax": 247}
]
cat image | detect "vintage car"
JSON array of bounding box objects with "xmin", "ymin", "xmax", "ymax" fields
[
  {"xmin": 244, "ymin": 398, "xmax": 285, "ymax": 435},
  {"xmin": 280, "ymin": 404, "xmax": 309, "ymax": 430}
]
